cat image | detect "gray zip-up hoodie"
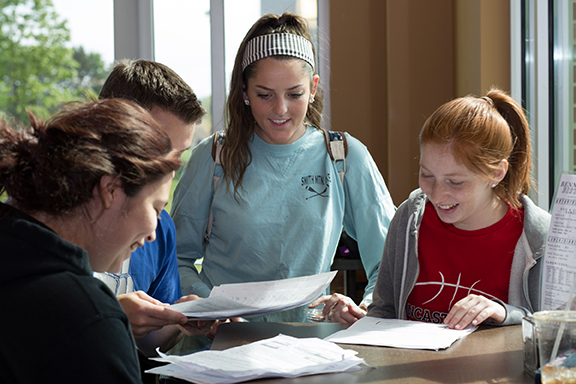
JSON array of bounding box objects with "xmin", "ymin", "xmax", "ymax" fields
[{"xmin": 368, "ymin": 189, "xmax": 551, "ymax": 326}]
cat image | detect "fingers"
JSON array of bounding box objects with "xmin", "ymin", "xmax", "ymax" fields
[
  {"xmin": 308, "ymin": 295, "xmax": 332, "ymax": 310},
  {"xmin": 309, "ymin": 294, "xmax": 344, "ymax": 317},
  {"xmin": 330, "ymin": 303, "xmax": 365, "ymax": 324},
  {"xmin": 178, "ymin": 320, "xmax": 216, "ymax": 337},
  {"xmin": 131, "ymin": 307, "xmax": 189, "ymax": 338},
  {"xmin": 174, "ymin": 294, "xmax": 201, "ymax": 304},
  {"xmin": 444, "ymin": 294, "xmax": 506, "ymax": 329},
  {"xmin": 316, "ymin": 293, "xmax": 366, "ymax": 324},
  {"xmin": 117, "ymin": 291, "xmax": 188, "ymax": 338},
  {"xmin": 121, "ymin": 291, "xmax": 165, "ymax": 306}
]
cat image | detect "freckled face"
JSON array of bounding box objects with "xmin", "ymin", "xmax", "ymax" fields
[
  {"xmin": 244, "ymin": 57, "xmax": 318, "ymax": 145},
  {"xmin": 419, "ymin": 143, "xmax": 500, "ymax": 231}
]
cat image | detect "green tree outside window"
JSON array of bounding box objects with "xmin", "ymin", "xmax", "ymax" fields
[{"xmin": 0, "ymin": 0, "xmax": 107, "ymax": 127}]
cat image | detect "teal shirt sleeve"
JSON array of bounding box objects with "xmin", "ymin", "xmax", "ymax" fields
[
  {"xmin": 341, "ymin": 133, "xmax": 396, "ymax": 304},
  {"xmin": 171, "ymin": 135, "xmax": 216, "ymax": 298}
]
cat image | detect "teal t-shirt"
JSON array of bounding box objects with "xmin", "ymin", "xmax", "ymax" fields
[{"xmin": 172, "ymin": 126, "xmax": 395, "ymax": 322}]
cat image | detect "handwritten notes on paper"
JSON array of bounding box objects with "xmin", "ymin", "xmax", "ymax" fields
[
  {"xmin": 169, "ymin": 271, "xmax": 337, "ymax": 320},
  {"xmin": 324, "ymin": 316, "xmax": 476, "ymax": 350},
  {"xmin": 541, "ymin": 173, "xmax": 576, "ymax": 310}
]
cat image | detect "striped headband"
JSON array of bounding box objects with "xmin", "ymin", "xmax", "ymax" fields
[{"xmin": 241, "ymin": 33, "xmax": 315, "ymax": 72}]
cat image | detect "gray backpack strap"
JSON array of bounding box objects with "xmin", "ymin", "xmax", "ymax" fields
[
  {"xmin": 204, "ymin": 131, "xmax": 226, "ymax": 246},
  {"xmin": 322, "ymin": 130, "xmax": 348, "ymax": 184}
]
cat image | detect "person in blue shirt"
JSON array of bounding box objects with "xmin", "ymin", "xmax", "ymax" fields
[
  {"xmin": 95, "ymin": 59, "xmax": 208, "ymax": 358},
  {"xmin": 171, "ymin": 12, "xmax": 396, "ymax": 328}
]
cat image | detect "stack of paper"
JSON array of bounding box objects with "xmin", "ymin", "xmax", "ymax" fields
[
  {"xmin": 168, "ymin": 271, "xmax": 336, "ymax": 320},
  {"xmin": 325, "ymin": 316, "xmax": 476, "ymax": 350},
  {"xmin": 146, "ymin": 334, "xmax": 366, "ymax": 384}
]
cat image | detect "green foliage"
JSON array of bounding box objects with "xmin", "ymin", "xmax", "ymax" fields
[
  {"xmin": 73, "ymin": 46, "xmax": 107, "ymax": 96},
  {"xmin": 0, "ymin": 0, "xmax": 106, "ymax": 125}
]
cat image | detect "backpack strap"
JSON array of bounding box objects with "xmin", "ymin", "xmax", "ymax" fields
[
  {"xmin": 204, "ymin": 131, "xmax": 226, "ymax": 245},
  {"xmin": 211, "ymin": 130, "xmax": 226, "ymax": 165},
  {"xmin": 321, "ymin": 130, "xmax": 348, "ymax": 184}
]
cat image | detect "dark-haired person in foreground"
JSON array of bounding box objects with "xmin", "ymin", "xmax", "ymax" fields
[{"xmin": 0, "ymin": 99, "xmax": 181, "ymax": 383}]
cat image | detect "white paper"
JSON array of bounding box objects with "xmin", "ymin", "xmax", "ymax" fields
[
  {"xmin": 146, "ymin": 334, "xmax": 366, "ymax": 384},
  {"xmin": 169, "ymin": 271, "xmax": 337, "ymax": 320},
  {"xmin": 541, "ymin": 173, "xmax": 576, "ymax": 310},
  {"xmin": 324, "ymin": 316, "xmax": 476, "ymax": 350}
]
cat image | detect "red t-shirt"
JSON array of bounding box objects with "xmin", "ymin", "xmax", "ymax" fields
[{"xmin": 406, "ymin": 201, "xmax": 524, "ymax": 323}]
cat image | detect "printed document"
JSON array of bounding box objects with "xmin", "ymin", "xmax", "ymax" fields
[
  {"xmin": 324, "ymin": 316, "xmax": 476, "ymax": 350},
  {"xmin": 169, "ymin": 271, "xmax": 336, "ymax": 320},
  {"xmin": 541, "ymin": 173, "xmax": 576, "ymax": 310},
  {"xmin": 147, "ymin": 334, "xmax": 366, "ymax": 384}
]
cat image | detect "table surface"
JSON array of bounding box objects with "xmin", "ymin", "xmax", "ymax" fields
[{"xmin": 210, "ymin": 321, "xmax": 535, "ymax": 384}]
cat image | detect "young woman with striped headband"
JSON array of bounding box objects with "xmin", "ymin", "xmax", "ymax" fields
[{"xmin": 171, "ymin": 13, "xmax": 396, "ymax": 329}]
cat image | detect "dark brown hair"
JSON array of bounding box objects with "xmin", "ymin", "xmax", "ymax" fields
[
  {"xmin": 223, "ymin": 13, "xmax": 323, "ymax": 198},
  {"xmin": 420, "ymin": 88, "xmax": 534, "ymax": 208},
  {"xmin": 99, "ymin": 59, "xmax": 206, "ymax": 124},
  {"xmin": 0, "ymin": 99, "xmax": 182, "ymax": 216}
]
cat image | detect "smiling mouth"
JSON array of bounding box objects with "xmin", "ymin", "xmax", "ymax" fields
[
  {"xmin": 270, "ymin": 119, "xmax": 289, "ymax": 125},
  {"xmin": 437, "ymin": 203, "xmax": 458, "ymax": 210}
]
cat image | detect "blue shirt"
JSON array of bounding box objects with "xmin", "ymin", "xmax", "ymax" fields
[{"xmin": 129, "ymin": 209, "xmax": 182, "ymax": 304}]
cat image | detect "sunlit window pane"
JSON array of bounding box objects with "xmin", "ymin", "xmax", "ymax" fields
[
  {"xmin": 0, "ymin": 0, "xmax": 113, "ymax": 126},
  {"xmin": 154, "ymin": 0, "xmax": 212, "ymax": 148},
  {"xmin": 552, "ymin": 0, "xmax": 576, "ymax": 179},
  {"xmin": 52, "ymin": 0, "xmax": 114, "ymax": 68},
  {"xmin": 153, "ymin": 0, "xmax": 212, "ymax": 211}
]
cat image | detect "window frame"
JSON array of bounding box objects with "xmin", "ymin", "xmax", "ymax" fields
[{"xmin": 511, "ymin": 0, "xmax": 552, "ymax": 211}]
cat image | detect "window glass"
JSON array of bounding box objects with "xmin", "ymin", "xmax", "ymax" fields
[
  {"xmin": 0, "ymin": 0, "xmax": 112, "ymax": 202},
  {"xmin": 154, "ymin": 0, "xmax": 212, "ymax": 148},
  {"xmin": 51, "ymin": 0, "xmax": 114, "ymax": 68},
  {"xmin": 552, "ymin": 0, "xmax": 576, "ymax": 178},
  {"xmin": 153, "ymin": 0, "xmax": 212, "ymax": 211},
  {"xmin": 0, "ymin": 0, "xmax": 113, "ymax": 126}
]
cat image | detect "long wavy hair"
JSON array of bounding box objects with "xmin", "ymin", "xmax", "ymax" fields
[{"xmin": 222, "ymin": 13, "xmax": 324, "ymax": 199}]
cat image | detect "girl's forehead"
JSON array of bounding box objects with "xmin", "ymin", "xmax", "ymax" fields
[
  {"xmin": 250, "ymin": 56, "xmax": 310, "ymax": 74},
  {"xmin": 247, "ymin": 58, "xmax": 311, "ymax": 86},
  {"xmin": 420, "ymin": 143, "xmax": 468, "ymax": 171}
]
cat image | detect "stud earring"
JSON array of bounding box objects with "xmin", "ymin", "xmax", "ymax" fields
[
  {"xmin": 244, "ymin": 99, "xmax": 250, "ymax": 106},
  {"xmin": 309, "ymin": 97, "xmax": 315, "ymax": 104},
  {"xmin": 492, "ymin": 183, "xmax": 498, "ymax": 188}
]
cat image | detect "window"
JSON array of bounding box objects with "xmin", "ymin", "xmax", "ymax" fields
[
  {"xmin": 516, "ymin": 0, "xmax": 576, "ymax": 211},
  {"xmin": 52, "ymin": 0, "xmax": 114, "ymax": 68},
  {"xmin": 0, "ymin": 0, "xmax": 113, "ymax": 124},
  {"xmin": 513, "ymin": 0, "xmax": 552, "ymax": 210},
  {"xmin": 153, "ymin": 0, "xmax": 213, "ymax": 148},
  {"xmin": 551, "ymin": 1, "xmax": 576, "ymax": 178}
]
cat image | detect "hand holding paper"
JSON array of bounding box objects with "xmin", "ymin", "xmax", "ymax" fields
[{"xmin": 169, "ymin": 271, "xmax": 337, "ymax": 320}]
